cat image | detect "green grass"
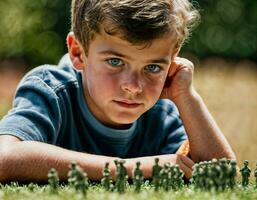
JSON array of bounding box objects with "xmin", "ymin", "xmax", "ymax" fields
[{"xmin": 0, "ymin": 182, "xmax": 256, "ymax": 200}]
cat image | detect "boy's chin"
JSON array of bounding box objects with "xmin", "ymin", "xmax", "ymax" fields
[{"xmin": 110, "ymin": 116, "xmax": 139, "ymax": 129}]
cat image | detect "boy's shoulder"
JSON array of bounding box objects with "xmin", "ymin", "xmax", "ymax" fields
[{"xmin": 20, "ymin": 54, "xmax": 79, "ymax": 93}]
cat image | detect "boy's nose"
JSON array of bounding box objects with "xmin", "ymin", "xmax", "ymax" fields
[{"xmin": 121, "ymin": 75, "xmax": 143, "ymax": 95}]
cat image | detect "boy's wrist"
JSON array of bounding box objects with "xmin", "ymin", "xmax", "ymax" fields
[{"xmin": 171, "ymin": 87, "xmax": 200, "ymax": 106}]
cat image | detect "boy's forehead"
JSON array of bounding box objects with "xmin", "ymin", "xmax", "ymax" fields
[
  {"xmin": 101, "ymin": 21, "xmax": 177, "ymax": 47},
  {"xmin": 91, "ymin": 24, "xmax": 178, "ymax": 57}
]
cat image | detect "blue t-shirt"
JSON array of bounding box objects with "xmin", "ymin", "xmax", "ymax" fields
[{"xmin": 0, "ymin": 54, "xmax": 187, "ymax": 158}]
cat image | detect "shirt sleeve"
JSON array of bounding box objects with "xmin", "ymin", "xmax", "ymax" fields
[
  {"xmin": 0, "ymin": 72, "xmax": 62, "ymax": 143},
  {"xmin": 159, "ymin": 103, "xmax": 188, "ymax": 154}
]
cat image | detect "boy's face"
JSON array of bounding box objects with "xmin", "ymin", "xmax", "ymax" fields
[{"xmin": 68, "ymin": 29, "xmax": 178, "ymax": 129}]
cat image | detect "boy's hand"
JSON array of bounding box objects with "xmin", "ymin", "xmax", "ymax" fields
[{"xmin": 160, "ymin": 57, "xmax": 194, "ymax": 101}]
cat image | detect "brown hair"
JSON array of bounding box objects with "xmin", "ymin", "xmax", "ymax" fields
[{"xmin": 71, "ymin": 0, "xmax": 200, "ymax": 54}]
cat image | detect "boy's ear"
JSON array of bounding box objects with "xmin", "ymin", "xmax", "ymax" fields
[
  {"xmin": 171, "ymin": 47, "xmax": 180, "ymax": 60},
  {"xmin": 166, "ymin": 47, "xmax": 180, "ymax": 77},
  {"xmin": 66, "ymin": 32, "xmax": 85, "ymax": 70}
]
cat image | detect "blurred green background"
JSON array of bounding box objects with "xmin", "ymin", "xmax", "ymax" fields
[
  {"xmin": 0, "ymin": 0, "xmax": 257, "ymax": 170},
  {"xmin": 0, "ymin": 0, "xmax": 256, "ymax": 68}
]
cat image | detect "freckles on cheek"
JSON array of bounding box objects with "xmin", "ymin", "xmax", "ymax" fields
[
  {"xmin": 147, "ymin": 77, "xmax": 166, "ymax": 96},
  {"xmin": 147, "ymin": 83, "xmax": 163, "ymax": 96}
]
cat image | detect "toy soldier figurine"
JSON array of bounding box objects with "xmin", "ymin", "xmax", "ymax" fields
[
  {"xmin": 101, "ymin": 162, "xmax": 112, "ymax": 191},
  {"xmin": 152, "ymin": 158, "xmax": 162, "ymax": 191},
  {"xmin": 74, "ymin": 167, "xmax": 89, "ymax": 195},
  {"xmin": 207, "ymin": 164, "xmax": 215, "ymax": 191},
  {"xmin": 174, "ymin": 165, "xmax": 184, "ymax": 189},
  {"xmin": 219, "ymin": 158, "xmax": 229, "ymax": 190},
  {"xmin": 212, "ymin": 159, "xmax": 221, "ymax": 191},
  {"xmin": 198, "ymin": 162, "xmax": 205, "ymax": 190},
  {"xmin": 115, "ymin": 160, "xmax": 128, "ymax": 193},
  {"xmin": 169, "ymin": 165, "xmax": 176, "ymax": 189},
  {"xmin": 240, "ymin": 160, "xmax": 251, "ymax": 187},
  {"xmin": 254, "ymin": 162, "xmax": 257, "ymax": 188},
  {"xmin": 202, "ymin": 162, "xmax": 209, "ymax": 190},
  {"xmin": 114, "ymin": 160, "xmax": 122, "ymax": 193},
  {"xmin": 68, "ymin": 162, "xmax": 78, "ymax": 187},
  {"xmin": 228, "ymin": 160, "xmax": 237, "ymax": 189},
  {"xmin": 120, "ymin": 160, "xmax": 128, "ymax": 192},
  {"xmin": 191, "ymin": 163, "xmax": 199, "ymax": 185},
  {"xmin": 48, "ymin": 168, "xmax": 59, "ymax": 193},
  {"xmin": 160, "ymin": 163, "xmax": 170, "ymax": 191},
  {"xmin": 133, "ymin": 161, "xmax": 144, "ymax": 193}
]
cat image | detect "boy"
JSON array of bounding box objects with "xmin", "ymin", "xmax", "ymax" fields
[{"xmin": 0, "ymin": 0, "xmax": 235, "ymax": 182}]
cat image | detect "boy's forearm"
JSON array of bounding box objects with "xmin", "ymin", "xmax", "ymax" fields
[
  {"xmin": 173, "ymin": 88, "xmax": 236, "ymax": 162},
  {"xmin": 0, "ymin": 139, "xmax": 194, "ymax": 182},
  {"xmin": 0, "ymin": 140, "xmax": 119, "ymax": 182},
  {"xmin": 0, "ymin": 140, "xmax": 163, "ymax": 182},
  {"xmin": 0, "ymin": 141, "xmax": 162, "ymax": 182}
]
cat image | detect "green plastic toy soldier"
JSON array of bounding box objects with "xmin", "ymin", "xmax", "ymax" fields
[
  {"xmin": 240, "ymin": 160, "xmax": 251, "ymax": 187},
  {"xmin": 207, "ymin": 164, "xmax": 215, "ymax": 191},
  {"xmin": 219, "ymin": 158, "xmax": 229, "ymax": 190},
  {"xmin": 228, "ymin": 160, "xmax": 237, "ymax": 189},
  {"xmin": 202, "ymin": 162, "xmax": 209, "ymax": 190},
  {"xmin": 133, "ymin": 161, "xmax": 144, "ymax": 193},
  {"xmin": 212, "ymin": 158, "xmax": 221, "ymax": 191},
  {"xmin": 74, "ymin": 167, "xmax": 89, "ymax": 195},
  {"xmin": 115, "ymin": 160, "xmax": 128, "ymax": 193},
  {"xmin": 48, "ymin": 168, "xmax": 59, "ymax": 193},
  {"xmin": 114, "ymin": 160, "xmax": 120, "ymax": 191},
  {"xmin": 152, "ymin": 158, "xmax": 162, "ymax": 191},
  {"xmin": 254, "ymin": 162, "xmax": 257, "ymax": 188},
  {"xmin": 120, "ymin": 160, "xmax": 128, "ymax": 192},
  {"xmin": 68, "ymin": 161, "xmax": 78, "ymax": 187},
  {"xmin": 174, "ymin": 165, "xmax": 184, "ymax": 189},
  {"xmin": 191, "ymin": 163, "xmax": 199, "ymax": 185},
  {"xmin": 160, "ymin": 163, "xmax": 169, "ymax": 191},
  {"xmin": 101, "ymin": 162, "xmax": 112, "ymax": 191},
  {"xmin": 198, "ymin": 162, "xmax": 206, "ymax": 190}
]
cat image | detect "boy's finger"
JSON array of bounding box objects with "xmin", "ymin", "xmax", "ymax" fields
[
  {"xmin": 174, "ymin": 57, "xmax": 194, "ymax": 71},
  {"xmin": 181, "ymin": 155, "xmax": 195, "ymax": 169},
  {"xmin": 168, "ymin": 59, "xmax": 180, "ymax": 77},
  {"xmin": 179, "ymin": 161, "xmax": 192, "ymax": 179}
]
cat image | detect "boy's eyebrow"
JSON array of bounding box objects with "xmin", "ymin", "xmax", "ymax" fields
[
  {"xmin": 98, "ymin": 49, "xmax": 132, "ymax": 59},
  {"xmin": 146, "ymin": 57, "xmax": 170, "ymax": 65},
  {"xmin": 99, "ymin": 49, "xmax": 170, "ymax": 65}
]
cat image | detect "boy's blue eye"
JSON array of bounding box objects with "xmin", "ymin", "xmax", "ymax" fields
[
  {"xmin": 145, "ymin": 64, "xmax": 161, "ymax": 73},
  {"xmin": 107, "ymin": 58, "xmax": 124, "ymax": 67}
]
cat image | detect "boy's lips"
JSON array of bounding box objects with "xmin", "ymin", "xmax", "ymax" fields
[{"xmin": 113, "ymin": 100, "xmax": 142, "ymax": 109}]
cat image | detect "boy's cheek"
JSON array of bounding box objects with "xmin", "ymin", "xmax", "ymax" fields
[{"xmin": 146, "ymin": 85, "xmax": 164, "ymax": 102}]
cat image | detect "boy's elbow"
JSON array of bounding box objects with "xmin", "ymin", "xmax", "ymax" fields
[
  {"xmin": 0, "ymin": 148, "xmax": 18, "ymax": 183},
  {"xmin": 0, "ymin": 135, "xmax": 21, "ymax": 182},
  {"xmin": 0, "ymin": 150, "xmax": 10, "ymax": 182}
]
